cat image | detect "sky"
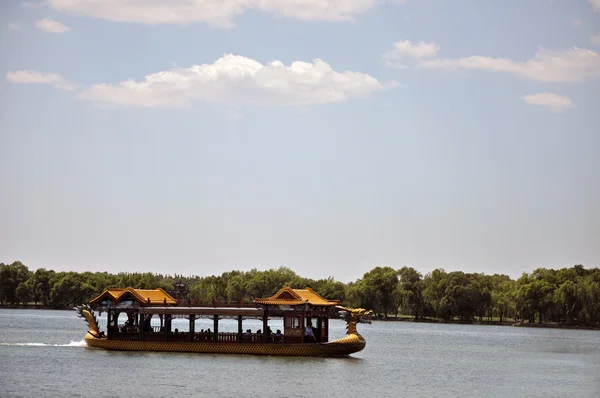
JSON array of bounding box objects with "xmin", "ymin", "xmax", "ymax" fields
[{"xmin": 1, "ymin": 0, "xmax": 599, "ymax": 282}]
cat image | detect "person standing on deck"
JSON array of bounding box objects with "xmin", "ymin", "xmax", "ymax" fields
[{"xmin": 305, "ymin": 323, "xmax": 316, "ymax": 342}]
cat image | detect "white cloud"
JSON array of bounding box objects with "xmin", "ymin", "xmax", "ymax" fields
[
  {"xmin": 385, "ymin": 40, "xmax": 600, "ymax": 82},
  {"xmin": 590, "ymin": 0, "xmax": 600, "ymax": 11},
  {"xmin": 35, "ymin": 17, "xmax": 71, "ymax": 33},
  {"xmin": 522, "ymin": 93, "xmax": 574, "ymax": 112},
  {"xmin": 7, "ymin": 70, "xmax": 63, "ymax": 84},
  {"xmin": 78, "ymin": 54, "xmax": 390, "ymax": 108},
  {"xmin": 384, "ymin": 40, "xmax": 440, "ymax": 67},
  {"xmin": 22, "ymin": 1, "xmax": 43, "ymax": 8},
  {"xmin": 45, "ymin": 0, "xmax": 380, "ymax": 28},
  {"xmin": 591, "ymin": 33, "xmax": 600, "ymax": 45},
  {"xmin": 420, "ymin": 48, "xmax": 600, "ymax": 82},
  {"xmin": 6, "ymin": 70, "xmax": 76, "ymax": 90},
  {"xmin": 8, "ymin": 23, "xmax": 24, "ymax": 30}
]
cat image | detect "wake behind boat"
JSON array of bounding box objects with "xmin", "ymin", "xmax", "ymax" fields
[{"xmin": 75, "ymin": 286, "xmax": 372, "ymax": 357}]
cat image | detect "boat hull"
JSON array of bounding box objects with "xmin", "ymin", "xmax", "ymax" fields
[{"xmin": 84, "ymin": 333, "xmax": 365, "ymax": 357}]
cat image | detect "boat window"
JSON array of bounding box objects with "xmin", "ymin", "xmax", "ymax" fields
[{"xmin": 285, "ymin": 316, "xmax": 300, "ymax": 329}]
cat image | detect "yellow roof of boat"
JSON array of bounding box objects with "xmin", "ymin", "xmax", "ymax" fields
[
  {"xmin": 89, "ymin": 287, "xmax": 177, "ymax": 306},
  {"xmin": 254, "ymin": 287, "xmax": 339, "ymax": 307}
]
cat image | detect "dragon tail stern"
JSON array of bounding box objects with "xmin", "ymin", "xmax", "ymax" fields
[{"xmin": 75, "ymin": 304, "xmax": 100, "ymax": 337}]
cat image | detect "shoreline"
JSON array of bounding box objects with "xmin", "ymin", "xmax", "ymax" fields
[
  {"xmin": 2, "ymin": 305, "xmax": 598, "ymax": 331},
  {"xmin": 0, "ymin": 305, "xmax": 69, "ymax": 311},
  {"xmin": 372, "ymin": 316, "xmax": 600, "ymax": 331}
]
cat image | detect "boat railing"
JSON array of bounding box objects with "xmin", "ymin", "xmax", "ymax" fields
[
  {"xmin": 244, "ymin": 333, "xmax": 265, "ymax": 342},
  {"xmin": 170, "ymin": 331, "xmax": 276, "ymax": 343},
  {"xmin": 109, "ymin": 327, "xmax": 283, "ymax": 343},
  {"xmin": 216, "ymin": 332, "xmax": 238, "ymax": 342},
  {"xmin": 175, "ymin": 299, "xmax": 258, "ymax": 308}
]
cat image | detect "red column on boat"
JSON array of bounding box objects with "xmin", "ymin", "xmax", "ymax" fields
[
  {"xmin": 262, "ymin": 307, "xmax": 269, "ymax": 343},
  {"xmin": 301, "ymin": 311, "xmax": 305, "ymax": 343},
  {"xmin": 213, "ymin": 315, "xmax": 218, "ymax": 342}
]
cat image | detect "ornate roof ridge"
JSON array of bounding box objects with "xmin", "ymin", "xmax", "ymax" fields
[
  {"xmin": 89, "ymin": 287, "xmax": 176, "ymax": 306},
  {"xmin": 254, "ymin": 286, "xmax": 338, "ymax": 307}
]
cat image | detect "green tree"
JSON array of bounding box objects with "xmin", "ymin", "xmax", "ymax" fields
[
  {"xmin": 226, "ymin": 275, "xmax": 247, "ymax": 302},
  {"xmin": 423, "ymin": 269, "xmax": 449, "ymax": 319},
  {"xmin": 0, "ymin": 261, "xmax": 30, "ymax": 305},
  {"xmin": 50, "ymin": 272, "xmax": 95, "ymax": 307},
  {"xmin": 361, "ymin": 266, "xmax": 399, "ymax": 318},
  {"xmin": 398, "ymin": 266, "xmax": 425, "ymax": 319}
]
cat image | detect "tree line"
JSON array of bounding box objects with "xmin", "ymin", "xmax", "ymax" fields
[{"xmin": 1, "ymin": 261, "xmax": 598, "ymax": 327}]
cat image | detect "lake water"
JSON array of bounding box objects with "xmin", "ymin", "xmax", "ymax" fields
[{"xmin": 0, "ymin": 309, "xmax": 598, "ymax": 397}]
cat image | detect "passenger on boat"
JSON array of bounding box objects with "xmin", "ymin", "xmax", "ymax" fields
[
  {"xmin": 244, "ymin": 329, "xmax": 252, "ymax": 341},
  {"xmin": 274, "ymin": 329, "xmax": 283, "ymax": 342},
  {"xmin": 120, "ymin": 323, "xmax": 136, "ymax": 333},
  {"xmin": 305, "ymin": 323, "xmax": 316, "ymax": 343}
]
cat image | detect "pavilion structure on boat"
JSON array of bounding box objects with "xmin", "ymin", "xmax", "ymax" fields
[
  {"xmin": 88, "ymin": 287, "xmax": 178, "ymax": 339},
  {"xmin": 87, "ymin": 286, "xmax": 340, "ymax": 344},
  {"xmin": 254, "ymin": 287, "xmax": 340, "ymax": 343}
]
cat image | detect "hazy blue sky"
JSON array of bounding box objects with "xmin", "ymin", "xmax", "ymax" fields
[{"xmin": 1, "ymin": 0, "xmax": 599, "ymax": 282}]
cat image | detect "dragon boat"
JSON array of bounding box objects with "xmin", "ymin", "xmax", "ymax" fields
[{"xmin": 76, "ymin": 286, "xmax": 372, "ymax": 357}]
